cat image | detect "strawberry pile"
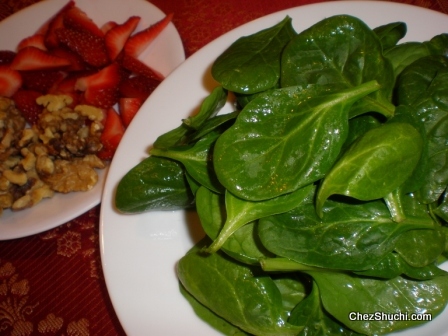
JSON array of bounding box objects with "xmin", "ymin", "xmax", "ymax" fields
[{"xmin": 0, "ymin": 1, "xmax": 173, "ymax": 160}]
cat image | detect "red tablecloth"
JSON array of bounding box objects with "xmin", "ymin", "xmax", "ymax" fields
[{"xmin": 0, "ymin": 0, "xmax": 447, "ymax": 335}]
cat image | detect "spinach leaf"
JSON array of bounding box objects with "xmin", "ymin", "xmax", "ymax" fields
[
  {"xmin": 177, "ymin": 239, "xmax": 303, "ymax": 336},
  {"xmin": 396, "ymin": 55, "xmax": 448, "ymax": 107},
  {"xmin": 189, "ymin": 111, "xmax": 239, "ymax": 142},
  {"xmin": 384, "ymin": 33, "xmax": 448, "ymax": 78},
  {"xmin": 212, "ymin": 16, "xmax": 296, "ymax": 94},
  {"xmin": 195, "ymin": 186, "xmax": 275, "ymax": 264},
  {"xmin": 434, "ymin": 190, "xmax": 448, "ymax": 223},
  {"xmin": 394, "ymin": 228, "xmax": 446, "ymax": 267},
  {"xmin": 354, "ymin": 252, "xmax": 448, "ymax": 280},
  {"xmin": 396, "ymin": 55, "xmax": 448, "ymax": 203},
  {"xmin": 115, "ymin": 156, "xmax": 194, "ymax": 213},
  {"xmin": 385, "ymin": 42, "xmax": 434, "ymax": 78},
  {"xmin": 316, "ymin": 122, "xmax": 422, "ymax": 217},
  {"xmin": 214, "ymin": 81, "xmax": 380, "ymax": 201},
  {"xmin": 388, "ymin": 105, "xmax": 429, "ymax": 194},
  {"xmin": 258, "ymin": 197, "xmax": 435, "ymax": 271},
  {"xmin": 179, "ymin": 283, "xmax": 250, "ymax": 335},
  {"xmin": 185, "ymin": 172, "xmax": 201, "ymax": 196},
  {"xmin": 373, "ymin": 21, "xmax": 407, "ymax": 51},
  {"xmin": 153, "ymin": 86, "xmax": 228, "ymax": 149},
  {"xmin": 151, "ymin": 130, "xmax": 224, "ymax": 193},
  {"xmin": 342, "ymin": 113, "xmax": 381, "ymax": 152},
  {"xmin": 281, "ymin": 15, "xmax": 395, "ymax": 118},
  {"xmin": 272, "ymin": 275, "xmax": 308, "ymax": 318},
  {"xmin": 289, "ymin": 280, "xmax": 362, "ymax": 335},
  {"xmin": 201, "ymin": 184, "xmax": 313, "ymax": 253},
  {"xmin": 309, "ymin": 271, "xmax": 448, "ymax": 335}
]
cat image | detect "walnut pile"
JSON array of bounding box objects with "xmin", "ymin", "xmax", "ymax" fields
[{"xmin": 0, "ymin": 95, "xmax": 106, "ymax": 216}]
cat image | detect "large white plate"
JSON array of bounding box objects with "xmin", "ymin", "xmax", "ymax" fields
[
  {"xmin": 100, "ymin": 2, "xmax": 448, "ymax": 335},
  {"xmin": 0, "ymin": 0, "xmax": 185, "ymax": 240}
]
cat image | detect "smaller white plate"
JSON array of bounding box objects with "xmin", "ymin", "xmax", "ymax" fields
[{"xmin": 0, "ymin": 0, "xmax": 185, "ymax": 240}]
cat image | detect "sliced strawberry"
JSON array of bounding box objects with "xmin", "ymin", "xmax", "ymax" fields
[
  {"xmin": 35, "ymin": 18, "xmax": 51, "ymax": 36},
  {"xmin": 120, "ymin": 53, "xmax": 164, "ymax": 80},
  {"xmin": 75, "ymin": 62, "xmax": 121, "ymax": 91},
  {"xmin": 49, "ymin": 75, "xmax": 76, "ymax": 93},
  {"xmin": 75, "ymin": 62, "xmax": 122, "ymax": 108},
  {"xmin": 20, "ymin": 69, "xmax": 66, "ymax": 93},
  {"xmin": 124, "ymin": 13, "xmax": 173, "ymax": 58},
  {"xmin": 0, "ymin": 51, "xmax": 16, "ymax": 66},
  {"xmin": 105, "ymin": 16, "xmax": 141, "ymax": 61},
  {"xmin": 0, "ymin": 66, "xmax": 22, "ymax": 97},
  {"xmin": 56, "ymin": 27, "xmax": 110, "ymax": 68},
  {"xmin": 119, "ymin": 97, "xmax": 143, "ymax": 127},
  {"xmin": 101, "ymin": 21, "xmax": 118, "ymax": 34},
  {"xmin": 86, "ymin": 86, "xmax": 120, "ymax": 109},
  {"xmin": 10, "ymin": 46, "xmax": 71, "ymax": 71},
  {"xmin": 63, "ymin": 6, "xmax": 104, "ymax": 38},
  {"xmin": 48, "ymin": 75, "xmax": 81, "ymax": 107},
  {"xmin": 45, "ymin": 14, "xmax": 66, "ymax": 49},
  {"xmin": 43, "ymin": 1, "xmax": 76, "ymax": 49},
  {"xmin": 118, "ymin": 75, "xmax": 160, "ymax": 101},
  {"xmin": 51, "ymin": 47, "xmax": 88, "ymax": 71},
  {"xmin": 98, "ymin": 107, "xmax": 125, "ymax": 160},
  {"xmin": 12, "ymin": 90, "xmax": 42, "ymax": 125},
  {"xmin": 17, "ymin": 34, "xmax": 47, "ymax": 51}
]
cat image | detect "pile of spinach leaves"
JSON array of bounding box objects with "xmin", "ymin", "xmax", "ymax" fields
[{"xmin": 115, "ymin": 14, "xmax": 448, "ymax": 335}]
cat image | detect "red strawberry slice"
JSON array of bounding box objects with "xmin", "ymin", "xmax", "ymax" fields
[
  {"xmin": 124, "ymin": 13, "xmax": 173, "ymax": 58},
  {"xmin": 75, "ymin": 62, "xmax": 121, "ymax": 91},
  {"xmin": 17, "ymin": 34, "xmax": 47, "ymax": 51},
  {"xmin": 0, "ymin": 51, "xmax": 17, "ymax": 66},
  {"xmin": 48, "ymin": 75, "xmax": 82, "ymax": 107},
  {"xmin": 118, "ymin": 75, "xmax": 160, "ymax": 101},
  {"xmin": 56, "ymin": 27, "xmax": 110, "ymax": 68},
  {"xmin": 120, "ymin": 53, "xmax": 164, "ymax": 80},
  {"xmin": 49, "ymin": 75, "xmax": 77, "ymax": 94},
  {"xmin": 105, "ymin": 16, "xmax": 141, "ymax": 61},
  {"xmin": 83, "ymin": 86, "xmax": 120, "ymax": 109},
  {"xmin": 98, "ymin": 107, "xmax": 125, "ymax": 160},
  {"xmin": 20, "ymin": 69, "xmax": 66, "ymax": 93},
  {"xmin": 12, "ymin": 90, "xmax": 42, "ymax": 125},
  {"xmin": 63, "ymin": 6, "xmax": 104, "ymax": 38},
  {"xmin": 101, "ymin": 21, "xmax": 118, "ymax": 34},
  {"xmin": 0, "ymin": 66, "xmax": 22, "ymax": 97},
  {"xmin": 119, "ymin": 97, "xmax": 143, "ymax": 127},
  {"xmin": 75, "ymin": 62, "xmax": 122, "ymax": 108},
  {"xmin": 10, "ymin": 46, "xmax": 71, "ymax": 71},
  {"xmin": 43, "ymin": 1, "xmax": 75, "ymax": 49},
  {"xmin": 50, "ymin": 47, "xmax": 87, "ymax": 71}
]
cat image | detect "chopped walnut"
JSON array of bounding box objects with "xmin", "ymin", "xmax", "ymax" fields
[
  {"xmin": 0, "ymin": 96, "xmax": 107, "ymax": 215},
  {"xmin": 36, "ymin": 155, "xmax": 55, "ymax": 175},
  {"xmin": 3, "ymin": 169, "xmax": 28, "ymax": 186},
  {"xmin": 42, "ymin": 159, "xmax": 98, "ymax": 193},
  {"xmin": 75, "ymin": 105, "xmax": 104, "ymax": 122}
]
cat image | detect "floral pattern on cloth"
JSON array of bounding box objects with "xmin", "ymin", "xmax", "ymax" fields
[
  {"xmin": 0, "ymin": 260, "xmax": 90, "ymax": 335},
  {"xmin": 40, "ymin": 208, "xmax": 101, "ymax": 279},
  {"xmin": 0, "ymin": 207, "xmax": 125, "ymax": 335}
]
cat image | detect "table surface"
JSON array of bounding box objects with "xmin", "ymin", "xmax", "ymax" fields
[{"xmin": 0, "ymin": 0, "xmax": 447, "ymax": 335}]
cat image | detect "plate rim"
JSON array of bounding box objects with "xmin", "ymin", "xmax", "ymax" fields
[{"xmin": 100, "ymin": 1, "xmax": 448, "ymax": 335}]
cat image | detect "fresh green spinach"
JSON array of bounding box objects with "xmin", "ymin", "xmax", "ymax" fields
[
  {"xmin": 214, "ymin": 81, "xmax": 380, "ymax": 201},
  {"xmin": 115, "ymin": 13, "xmax": 448, "ymax": 335},
  {"xmin": 212, "ymin": 16, "xmax": 296, "ymax": 94}
]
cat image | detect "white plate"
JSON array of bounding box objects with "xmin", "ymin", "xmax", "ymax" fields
[
  {"xmin": 100, "ymin": 1, "xmax": 448, "ymax": 335},
  {"xmin": 0, "ymin": 0, "xmax": 185, "ymax": 240}
]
